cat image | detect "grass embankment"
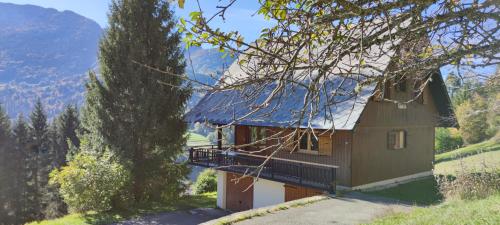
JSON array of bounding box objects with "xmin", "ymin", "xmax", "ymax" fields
[
  {"xmin": 367, "ymin": 140, "xmax": 500, "ymax": 205},
  {"xmin": 435, "ymin": 140, "xmax": 500, "ymax": 163},
  {"xmin": 366, "ymin": 140, "xmax": 500, "ymax": 224},
  {"xmin": 369, "ymin": 194, "xmax": 500, "ymax": 225},
  {"xmin": 27, "ymin": 192, "xmax": 216, "ymax": 225},
  {"xmin": 186, "ymin": 132, "xmax": 211, "ymax": 147}
]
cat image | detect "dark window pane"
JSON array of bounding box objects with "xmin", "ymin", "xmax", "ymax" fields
[
  {"xmin": 310, "ymin": 135, "xmax": 318, "ymax": 151},
  {"xmin": 300, "ymin": 133, "xmax": 308, "ymax": 150}
]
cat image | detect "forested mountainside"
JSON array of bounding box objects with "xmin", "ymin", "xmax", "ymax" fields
[{"xmin": 0, "ymin": 3, "xmax": 233, "ymax": 118}]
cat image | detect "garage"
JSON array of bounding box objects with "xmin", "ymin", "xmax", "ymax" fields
[
  {"xmin": 226, "ymin": 172, "xmax": 254, "ymax": 211},
  {"xmin": 284, "ymin": 184, "xmax": 323, "ymax": 201}
]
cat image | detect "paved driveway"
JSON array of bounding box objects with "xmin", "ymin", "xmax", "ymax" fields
[
  {"xmin": 235, "ymin": 192, "xmax": 413, "ymax": 225},
  {"xmin": 113, "ymin": 208, "xmax": 229, "ymax": 225}
]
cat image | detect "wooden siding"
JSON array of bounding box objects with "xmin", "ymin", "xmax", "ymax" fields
[
  {"xmin": 284, "ymin": 184, "xmax": 323, "ymax": 202},
  {"xmin": 225, "ymin": 172, "xmax": 254, "ymax": 211},
  {"xmin": 351, "ymin": 85, "xmax": 439, "ymax": 186}
]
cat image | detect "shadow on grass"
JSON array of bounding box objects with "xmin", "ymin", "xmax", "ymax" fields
[
  {"xmin": 81, "ymin": 192, "xmax": 217, "ymax": 225},
  {"xmin": 365, "ymin": 177, "xmax": 445, "ymax": 206}
]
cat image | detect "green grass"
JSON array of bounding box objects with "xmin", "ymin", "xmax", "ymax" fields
[
  {"xmin": 365, "ymin": 177, "xmax": 443, "ymax": 206},
  {"xmin": 434, "ymin": 150, "xmax": 500, "ymax": 176},
  {"xmin": 368, "ymin": 194, "xmax": 500, "ymax": 225},
  {"xmin": 435, "ymin": 140, "xmax": 500, "ymax": 163},
  {"xmin": 186, "ymin": 132, "xmax": 211, "ymax": 147},
  {"xmin": 26, "ymin": 192, "xmax": 217, "ymax": 225}
]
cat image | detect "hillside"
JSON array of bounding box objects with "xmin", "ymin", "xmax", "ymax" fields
[
  {"xmin": 0, "ymin": 3, "xmax": 101, "ymax": 118},
  {"xmin": 0, "ymin": 3, "xmax": 233, "ymax": 118}
]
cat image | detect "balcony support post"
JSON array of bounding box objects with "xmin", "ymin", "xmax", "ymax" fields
[{"xmin": 217, "ymin": 125, "xmax": 223, "ymax": 150}]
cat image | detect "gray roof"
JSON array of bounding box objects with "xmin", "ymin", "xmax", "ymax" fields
[{"xmin": 186, "ymin": 19, "xmax": 409, "ymax": 130}]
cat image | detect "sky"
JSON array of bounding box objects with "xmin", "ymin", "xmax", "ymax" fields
[{"xmin": 0, "ymin": 0, "xmax": 271, "ymax": 44}]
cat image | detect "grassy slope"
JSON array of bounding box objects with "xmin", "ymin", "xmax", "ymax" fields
[
  {"xmin": 186, "ymin": 132, "xmax": 211, "ymax": 147},
  {"xmin": 435, "ymin": 140, "xmax": 500, "ymax": 163},
  {"xmin": 366, "ymin": 140, "xmax": 500, "ymax": 224},
  {"xmin": 369, "ymin": 194, "xmax": 500, "ymax": 225},
  {"xmin": 27, "ymin": 192, "xmax": 216, "ymax": 225},
  {"xmin": 434, "ymin": 150, "xmax": 500, "ymax": 175},
  {"xmin": 365, "ymin": 177, "xmax": 442, "ymax": 205}
]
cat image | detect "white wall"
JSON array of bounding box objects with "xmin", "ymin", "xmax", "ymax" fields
[
  {"xmin": 216, "ymin": 171, "xmax": 227, "ymax": 209},
  {"xmin": 253, "ymin": 179, "xmax": 285, "ymax": 208}
]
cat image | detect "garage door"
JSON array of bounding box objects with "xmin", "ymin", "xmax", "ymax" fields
[
  {"xmin": 284, "ymin": 184, "xmax": 323, "ymax": 201},
  {"xmin": 226, "ymin": 172, "xmax": 254, "ymax": 211}
]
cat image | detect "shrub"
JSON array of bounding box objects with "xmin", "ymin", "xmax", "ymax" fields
[
  {"xmin": 437, "ymin": 166, "xmax": 500, "ymax": 200},
  {"xmin": 435, "ymin": 128, "xmax": 463, "ymax": 153},
  {"xmin": 193, "ymin": 169, "xmax": 217, "ymax": 194},
  {"xmin": 49, "ymin": 152, "xmax": 131, "ymax": 212}
]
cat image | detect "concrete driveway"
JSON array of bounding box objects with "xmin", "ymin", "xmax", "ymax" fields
[
  {"xmin": 235, "ymin": 192, "xmax": 413, "ymax": 225},
  {"xmin": 113, "ymin": 208, "xmax": 229, "ymax": 225}
]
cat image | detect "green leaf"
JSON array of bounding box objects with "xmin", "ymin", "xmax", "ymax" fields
[{"xmin": 180, "ymin": 17, "xmax": 186, "ymax": 26}]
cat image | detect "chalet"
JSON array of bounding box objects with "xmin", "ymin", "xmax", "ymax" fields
[{"xmin": 185, "ymin": 22, "xmax": 457, "ymax": 212}]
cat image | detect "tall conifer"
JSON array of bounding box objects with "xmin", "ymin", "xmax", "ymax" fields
[{"xmin": 84, "ymin": 0, "xmax": 190, "ymax": 203}]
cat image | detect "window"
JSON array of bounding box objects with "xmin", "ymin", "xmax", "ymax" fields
[
  {"xmin": 298, "ymin": 131, "xmax": 319, "ymax": 154},
  {"xmin": 249, "ymin": 126, "xmax": 266, "ymax": 145},
  {"xmin": 388, "ymin": 130, "xmax": 406, "ymax": 150},
  {"xmin": 396, "ymin": 77, "xmax": 407, "ymax": 92}
]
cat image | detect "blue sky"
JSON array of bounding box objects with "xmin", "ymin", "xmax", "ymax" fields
[{"xmin": 0, "ymin": 0, "xmax": 270, "ymax": 44}]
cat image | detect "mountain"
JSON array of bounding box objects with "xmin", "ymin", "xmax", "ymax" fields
[{"xmin": 0, "ymin": 3, "xmax": 234, "ymax": 118}]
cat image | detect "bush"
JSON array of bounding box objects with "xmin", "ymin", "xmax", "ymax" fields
[
  {"xmin": 437, "ymin": 166, "xmax": 500, "ymax": 200},
  {"xmin": 193, "ymin": 169, "xmax": 217, "ymax": 194},
  {"xmin": 49, "ymin": 152, "xmax": 131, "ymax": 212},
  {"xmin": 435, "ymin": 128, "xmax": 463, "ymax": 153}
]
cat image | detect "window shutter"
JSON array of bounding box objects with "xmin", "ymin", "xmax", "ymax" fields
[
  {"xmin": 319, "ymin": 136, "xmax": 332, "ymax": 156},
  {"xmin": 403, "ymin": 131, "xmax": 407, "ymax": 148},
  {"xmin": 384, "ymin": 81, "xmax": 391, "ymax": 99}
]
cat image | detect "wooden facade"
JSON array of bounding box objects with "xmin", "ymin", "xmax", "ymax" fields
[{"xmin": 225, "ymin": 172, "xmax": 254, "ymax": 211}]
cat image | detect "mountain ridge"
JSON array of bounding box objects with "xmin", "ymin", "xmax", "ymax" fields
[{"xmin": 0, "ymin": 3, "xmax": 233, "ymax": 118}]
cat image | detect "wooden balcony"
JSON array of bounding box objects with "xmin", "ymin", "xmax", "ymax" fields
[{"xmin": 188, "ymin": 146, "xmax": 337, "ymax": 192}]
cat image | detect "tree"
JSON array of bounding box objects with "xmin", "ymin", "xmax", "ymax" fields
[
  {"xmin": 83, "ymin": 0, "xmax": 191, "ymax": 203},
  {"xmin": 55, "ymin": 105, "xmax": 80, "ymax": 163},
  {"xmin": 0, "ymin": 104, "xmax": 15, "ymax": 225},
  {"xmin": 455, "ymin": 95, "xmax": 490, "ymax": 144},
  {"xmin": 28, "ymin": 99, "xmax": 52, "ymax": 220},
  {"xmin": 12, "ymin": 115, "xmax": 32, "ymax": 223}
]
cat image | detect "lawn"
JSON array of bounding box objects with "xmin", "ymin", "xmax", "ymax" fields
[
  {"xmin": 366, "ymin": 140, "xmax": 500, "ymax": 205},
  {"xmin": 364, "ymin": 177, "xmax": 443, "ymax": 206},
  {"xmin": 26, "ymin": 192, "xmax": 217, "ymax": 225},
  {"xmin": 434, "ymin": 150, "xmax": 500, "ymax": 176},
  {"xmin": 435, "ymin": 140, "xmax": 500, "ymax": 163},
  {"xmin": 369, "ymin": 193, "xmax": 500, "ymax": 225},
  {"xmin": 186, "ymin": 132, "xmax": 212, "ymax": 147}
]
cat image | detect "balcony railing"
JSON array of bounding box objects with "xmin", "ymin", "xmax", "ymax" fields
[{"xmin": 188, "ymin": 146, "xmax": 337, "ymax": 192}]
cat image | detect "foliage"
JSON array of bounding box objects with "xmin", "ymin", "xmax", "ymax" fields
[
  {"xmin": 365, "ymin": 177, "xmax": 443, "ymax": 206},
  {"xmin": 435, "ymin": 140, "xmax": 500, "ymax": 163},
  {"xmin": 455, "ymin": 95, "xmax": 490, "ymax": 144},
  {"xmin": 437, "ymin": 169, "xmax": 499, "ymax": 201},
  {"xmin": 49, "ymin": 152, "xmax": 131, "ymax": 213},
  {"xmin": 369, "ymin": 194, "xmax": 500, "ymax": 225},
  {"xmin": 435, "ymin": 128, "xmax": 463, "ymax": 154},
  {"xmin": 82, "ymin": 0, "xmax": 191, "ymax": 204},
  {"xmin": 193, "ymin": 169, "xmax": 217, "ymax": 194},
  {"xmin": 25, "ymin": 192, "xmax": 217, "ymax": 225}
]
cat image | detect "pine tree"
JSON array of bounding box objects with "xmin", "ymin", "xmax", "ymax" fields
[
  {"xmin": 84, "ymin": 0, "xmax": 191, "ymax": 203},
  {"xmin": 54, "ymin": 105, "xmax": 80, "ymax": 163},
  {"xmin": 0, "ymin": 104, "xmax": 15, "ymax": 225},
  {"xmin": 28, "ymin": 99, "xmax": 51, "ymax": 220},
  {"xmin": 12, "ymin": 115, "xmax": 31, "ymax": 223}
]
